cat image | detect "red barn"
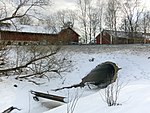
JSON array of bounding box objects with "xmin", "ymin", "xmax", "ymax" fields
[
  {"xmin": 0, "ymin": 27, "xmax": 79, "ymax": 45},
  {"xmin": 96, "ymin": 30, "xmax": 145, "ymax": 44},
  {"xmin": 58, "ymin": 27, "xmax": 79, "ymax": 44},
  {"xmin": 0, "ymin": 30, "xmax": 58, "ymax": 45},
  {"xmin": 96, "ymin": 30, "xmax": 112, "ymax": 44}
]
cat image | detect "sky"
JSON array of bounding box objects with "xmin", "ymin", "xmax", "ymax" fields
[
  {"xmin": 51, "ymin": 0, "xmax": 150, "ymax": 11},
  {"xmin": 51, "ymin": 0, "xmax": 77, "ymax": 11},
  {"xmin": 143, "ymin": 0, "xmax": 150, "ymax": 10}
]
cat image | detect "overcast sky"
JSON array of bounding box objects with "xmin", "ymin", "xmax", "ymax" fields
[
  {"xmin": 143, "ymin": 0, "xmax": 150, "ymax": 9},
  {"xmin": 51, "ymin": 0, "xmax": 77, "ymax": 11},
  {"xmin": 51, "ymin": 0, "xmax": 150, "ymax": 11}
]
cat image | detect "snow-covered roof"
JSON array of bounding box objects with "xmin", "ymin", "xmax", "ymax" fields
[
  {"xmin": 0, "ymin": 25, "xmax": 57, "ymax": 34},
  {"xmin": 103, "ymin": 30, "xmax": 145, "ymax": 39}
]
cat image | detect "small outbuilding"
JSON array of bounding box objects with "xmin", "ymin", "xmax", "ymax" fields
[
  {"xmin": 96, "ymin": 30, "xmax": 146, "ymax": 44},
  {"xmin": 58, "ymin": 27, "xmax": 80, "ymax": 45}
]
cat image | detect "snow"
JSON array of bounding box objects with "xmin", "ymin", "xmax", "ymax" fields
[
  {"xmin": 44, "ymin": 80, "xmax": 150, "ymax": 113},
  {"xmin": 1, "ymin": 44, "xmax": 150, "ymax": 113},
  {"xmin": 1, "ymin": 25, "xmax": 51, "ymax": 34}
]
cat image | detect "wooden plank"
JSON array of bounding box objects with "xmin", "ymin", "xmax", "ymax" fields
[{"xmin": 31, "ymin": 90, "xmax": 67, "ymax": 103}]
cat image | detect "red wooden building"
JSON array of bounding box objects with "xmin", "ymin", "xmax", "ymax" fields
[
  {"xmin": 0, "ymin": 27, "xmax": 79, "ymax": 45},
  {"xmin": 58, "ymin": 27, "xmax": 79, "ymax": 44},
  {"xmin": 96, "ymin": 30, "xmax": 146, "ymax": 44}
]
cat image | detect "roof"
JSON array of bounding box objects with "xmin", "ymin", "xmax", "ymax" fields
[
  {"xmin": 1, "ymin": 25, "xmax": 80, "ymax": 37},
  {"xmin": 0, "ymin": 25, "xmax": 57, "ymax": 34},
  {"xmin": 0, "ymin": 29, "xmax": 58, "ymax": 36},
  {"xmin": 101, "ymin": 30, "xmax": 145, "ymax": 39},
  {"xmin": 59, "ymin": 27, "xmax": 80, "ymax": 36}
]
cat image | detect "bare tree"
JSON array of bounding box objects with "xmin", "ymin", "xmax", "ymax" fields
[
  {"xmin": 90, "ymin": 8, "xmax": 100, "ymax": 42},
  {"xmin": 77, "ymin": 0, "xmax": 101, "ymax": 44},
  {"xmin": 104, "ymin": 0, "xmax": 120, "ymax": 44},
  {"xmin": 96, "ymin": 0, "xmax": 104, "ymax": 43},
  {"xmin": 56, "ymin": 9, "xmax": 76, "ymax": 29},
  {"xmin": 0, "ymin": 0, "xmax": 51, "ymax": 28},
  {"xmin": 140, "ymin": 11, "xmax": 150, "ymax": 33},
  {"xmin": 41, "ymin": 14, "xmax": 59, "ymax": 33},
  {"xmin": 0, "ymin": 45, "xmax": 72, "ymax": 80},
  {"xmin": 87, "ymin": 1, "xmax": 93, "ymax": 43},
  {"xmin": 42, "ymin": 9, "xmax": 76, "ymax": 34},
  {"xmin": 86, "ymin": 5, "xmax": 103, "ymax": 44},
  {"xmin": 16, "ymin": 15, "xmax": 33, "ymax": 25},
  {"xmin": 120, "ymin": 0, "xmax": 144, "ymax": 34},
  {"xmin": 77, "ymin": 0, "xmax": 89, "ymax": 44}
]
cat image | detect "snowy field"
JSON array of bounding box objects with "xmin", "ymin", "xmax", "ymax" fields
[{"xmin": 0, "ymin": 44, "xmax": 150, "ymax": 113}]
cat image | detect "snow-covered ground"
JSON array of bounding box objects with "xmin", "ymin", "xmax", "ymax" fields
[{"xmin": 0, "ymin": 44, "xmax": 150, "ymax": 113}]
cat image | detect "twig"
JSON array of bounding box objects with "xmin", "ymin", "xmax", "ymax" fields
[
  {"xmin": 0, "ymin": 51, "xmax": 58, "ymax": 74},
  {"xmin": 52, "ymin": 83, "xmax": 84, "ymax": 91},
  {"xmin": 2, "ymin": 106, "xmax": 21, "ymax": 113},
  {"xmin": 25, "ymin": 78, "xmax": 45, "ymax": 85}
]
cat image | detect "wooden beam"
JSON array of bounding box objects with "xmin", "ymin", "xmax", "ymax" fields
[{"xmin": 31, "ymin": 90, "xmax": 67, "ymax": 103}]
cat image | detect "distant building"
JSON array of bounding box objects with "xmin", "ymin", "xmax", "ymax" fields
[
  {"xmin": 58, "ymin": 27, "xmax": 79, "ymax": 45},
  {"xmin": 0, "ymin": 27, "xmax": 79, "ymax": 45},
  {"xmin": 143, "ymin": 33, "xmax": 150, "ymax": 44},
  {"xmin": 96, "ymin": 30, "xmax": 149, "ymax": 44}
]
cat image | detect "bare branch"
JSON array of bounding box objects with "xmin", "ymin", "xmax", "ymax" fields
[
  {"xmin": 0, "ymin": 0, "xmax": 51, "ymax": 23},
  {"xmin": 0, "ymin": 48, "xmax": 59, "ymax": 74}
]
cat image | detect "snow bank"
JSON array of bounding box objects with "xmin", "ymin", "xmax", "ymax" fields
[
  {"xmin": 1, "ymin": 44, "xmax": 150, "ymax": 113},
  {"xmin": 44, "ymin": 80, "xmax": 150, "ymax": 113}
]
